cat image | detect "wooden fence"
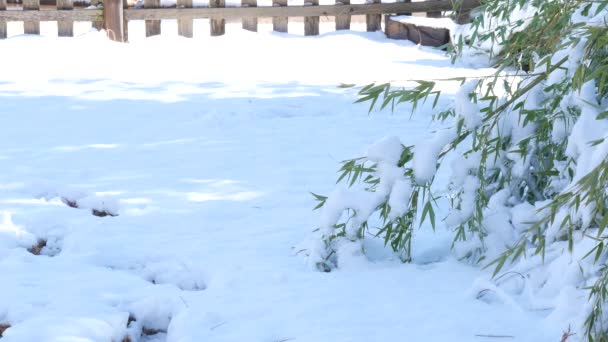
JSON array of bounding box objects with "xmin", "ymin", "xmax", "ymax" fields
[{"xmin": 0, "ymin": 0, "xmax": 480, "ymax": 42}]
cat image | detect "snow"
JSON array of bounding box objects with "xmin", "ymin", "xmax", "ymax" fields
[
  {"xmin": 366, "ymin": 136, "xmax": 403, "ymax": 165},
  {"xmin": 0, "ymin": 21, "xmax": 553, "ymax": 342},
  {"xmin": 454, "ymin": 80, "xmax": 481, "ymax": 129},
  {"xmin": 412, "ymin": 127, "xmax": 456, "ymax": 184}
]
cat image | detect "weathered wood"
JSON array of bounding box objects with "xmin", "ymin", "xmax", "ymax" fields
[
  {"xmin": 396, "ymin": 0, "xmax": 410, "ymax": 15},
  {"xmin": 0, "ymin": 8, "xmax": 96, "ymax": 21},
  {"xmin": 23, "ymin": 0, "xmax": 40, "ymax": 35},
  {"xmin": 0, "ymin": 8, "xmax": 101, "ymax": 21},
  {"xmin": 0, "ymin": 0, "xmax": 479, "ymax": 22},
  {"xmin": 0, "ymin": 0, "xmax": 6, "ymax": 39},
  {"xmin": 303, "ymin": 0, "xmax": 318, "ymax": 36},
  {"xmin": 426, "ymin": 0, "xmax": 441, "ymax": 18},
  {"xmin": 272, "ymin": 0, "xmax": 287, "ymax": 32},
  {"xmin": 365, "ymin": 0, "xmax": 380, "ymax": 31},
  {"xmin": 145, "ymin": 0, "xmax": 160, "ymax": 36},
  {"xmin": 123, "ymin": 0, "xmax": 481, "ymax": 20},
  {"xmin": 177, "ymin": 0, "xmax": 193, "ymax": 37},
  {"xmin": 57, "ymin": 0, "xmax": 73, "ymax": 37},
  {"xmin": 426, "ymin": 11, "xmax": 441, "ymax": 18},
  {"xmin": 385, "ymin": 15, "xmax": 449, "ymax": 47},
  {"xmin": 104, "ymin": 0, "xmax": 126, "ymax": 41},
  {"xmin": 209, "ymin": 0, "xmax": 224, "ymax": 36},
  {"xmin": 241, "ymin": 0, "xmax": 257, "ymax": 32},
  {"xmin": 335, "ymin": 0, "xmax": 349, "ymax": 30},
  {"xmin": 123, "ymin": 0, "xmax": 129, "ymax": 42}
]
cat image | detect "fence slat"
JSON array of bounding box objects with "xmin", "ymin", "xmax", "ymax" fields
[
  {"xmin": 0, "ymin": 0, "xmax": 6, "ymax": 39},
  {"xmin": 303, "ymin": 0, "xmax": 318, "ymax": 36},
  {"xmin": 335, "ymin": 0, "xmax": 350, "ymax": 30},
  {"xmin": 177, "ymin": 0, "xmax": 193, "ymax": 37},
  {"xmin": 272, "ymin": 0, "xmax": 287, "ymax": 32},
  {"xmin": 241, "ymin": 0, "xmax": 257, "ymax": 32},
  {"xmin": 123, "ymin": 0, "xmax": 129, "ymax": 41},
  {"xmin": 365, "ymin": 0, "xmax": 380, "ymax": 31},
  {"xmin": 57, "ymin": 0, "xmax": 74, "ymax": 37},
  {"xmin": 23, "ymin": 0, "xmax": 40, "ymax": 35},
  {"xmin": 105, "ymin": 0, "xmax": 126, "ymax": 41},
  {"xmin": 210, "ymin": 0, "xmax": 225, "ymax": 36},
  {"xmin": 145, "ymin": 0, "xmax": 160, "ymax": 36}
]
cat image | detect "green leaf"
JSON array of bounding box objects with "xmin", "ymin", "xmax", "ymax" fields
[{"xmin": 597, "ymin": 111, "xmax": 608, "ymax": 120}]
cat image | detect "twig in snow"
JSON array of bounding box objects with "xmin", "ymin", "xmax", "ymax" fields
[
  {"xmin": 210, "ymin": 322, "xmax": 227, "ymax": 331},
  {"xmin": 561, "ymin": 325, "xmax": 575, "ymax": 342},
  {"xmin": 179, "ymin": 296, "xmax": 189, "ymax": 308},
  {"xmin": 474, "ymin": 334, "xmax": 514, "ymax": 338}
]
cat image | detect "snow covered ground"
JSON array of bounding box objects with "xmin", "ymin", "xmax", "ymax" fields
[{"xmin": 0, "ymin": 22, "xmax": 556, "ymax": 341}]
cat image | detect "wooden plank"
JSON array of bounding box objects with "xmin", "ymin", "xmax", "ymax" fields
[
  {"xmin": 145, "ymin": 0, "xmax": 160, "ymax": 36},
  {"xmin": 0, "ymin": 0, "xmax": 479, "ymax": 21},
  {"xmin": 272, "ymin": 0, "xmax": 287, "ymax": 32},
  {"xmin": 177, "ymin": 0, "xmax": 193, "ymax": 37},
  {"xmin": 23, "ymin": 0, "xmax": 40, "ymax": 35},
  {"xmin": 123, "ymin": 0, "xmax": 481, "ymax": 20},
  {"xmin": 396, "ymin": 0, "xmax": 410, "ymax": 16},
  {"xmin": 57, "ymin": 0, "xmax": 73, "ymax": 37},
  {"xmin": 304, "ymin": 0, "xmax": 318, "ymax": 36},
  {"xmin": 104, "ymin": 0, "xmax": 126, "ymax": 41},
  {"xmin": 209, "ymin": 0, "xmax": 225, "ymax": 36},
  {"xmin": 0, "ymin": 0, "xmax": 6, "ymax": 39},
  {"xmin": 0, "ymin": 9, "xmax": 102, "ymax": 21},
  {"xmin": 426, "ymin": 0, "xmax": 440, "ymax": 17},
  {"xmin": 241, "ymin": 0, "xmax": 257, "ymax": 32},
  {"xmin": 365, "ymin": 0, "xmax": 380, "ymax": 31},
  {"xmin": 385, "ymin": 15, "xmax": 449, "ymax": 46},
  {"xmin": 335, "ymin": 0, "xmax": 349, "ymax": 30}
]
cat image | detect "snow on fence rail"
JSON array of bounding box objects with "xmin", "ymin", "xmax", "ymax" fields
[{"xmin": 0, "ymin": 0, "xmax": 479, "ymax": 41}]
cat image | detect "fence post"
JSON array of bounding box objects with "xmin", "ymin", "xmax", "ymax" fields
[
  {"xmin": 335, "ymin": 0, "xmax": 350, "ymax": 30},
  {"xmin": 57, "ymin": 0, "xmax": 74, "ymax": 37},
  {"xmin": 365, "ymin": 0, "xmax": 380, "ymax": 31},
  {"xmin": 177, "ymin": 0, "xmax": 193, "ymax": 37},
  {"xmin": 145, "ymin": 0, "xmax": 161, "ymax": 36},
  {"xmin": 23, "ymin": 0, "xmax": 40, "ymax": 35},
  {"xmin": 242, "ymin": 0, "xmax": 257, "ymax": 32},
  {"xmin": 304, "ymin": 0, "xmax": 318, "ymax": 36},
  {"xmin": 272, "ymin": 0, "xmax": 287, "ymax": 33},
  {"xmin": 210, "ymin": 0, "xmax": 225, "ymax": 36},
  {"xmin": 104, "ymin": 0, "xmax": 126, "ymax": 42},
  {"xmin": 0, "ymin": 0, "xmax": 6, "ymax": 39}
]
